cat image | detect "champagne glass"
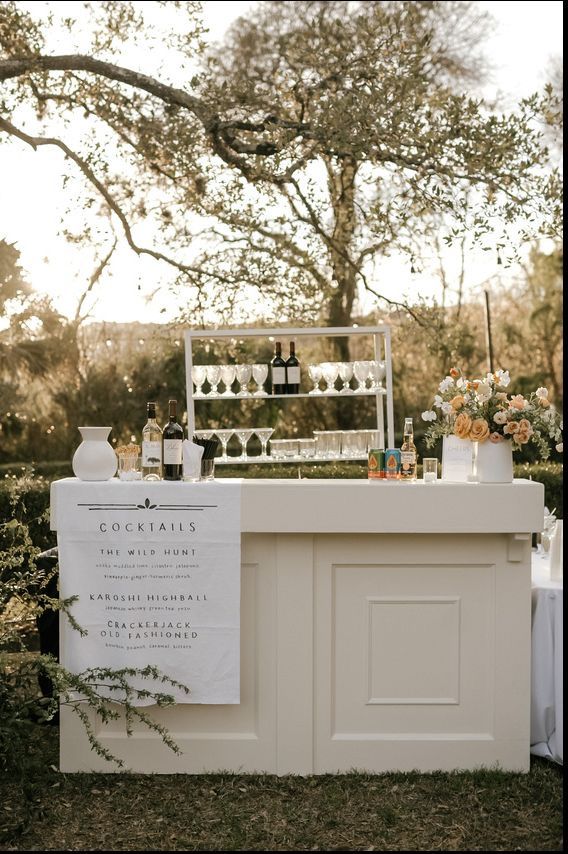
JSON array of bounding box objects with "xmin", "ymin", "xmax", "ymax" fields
[
  {"xmin": 255, "ymin": 427, "xmax": 274, "ymax": 459},
  {"xmin": 353, "ymin": 361, "xmax": 369, "ymax": 393},
  {"xmin": 194, "ymin": 429, "xmax": 215, "ymax": 440},
  {"xmin": 321, "ymin": 362, "xmax": 339, "ymax": 394},
  {"xmin": 235, "ymin": 364, "xmax": 252, "ymax": 397},
  {"xmin": 368, "ymin": 360, "xmax": 386, "ymax": 391},
  {"xmin": 220, "ymin": 364, "xmax": 236, "ymax": 397},
  {"xmin": 234, "ymin": 428, "xmax": 254, "ymax": 460},
  {"xmin": 191, "ymin": 365, "xmax": 207, "ymax": 397},
  {"xmin": 205, "ymin": 364, "xmax": 221, "ymax": 397},
  {"xmin": 308, "ymin": 363, "xmax": 323, "ymax": 394},
  {"xmin": 338, "ymin": 362, "xmax": 354, "ymax": 393},
  {"xmin": 214, "ymin": 428, "xmax": 234, "ymax": 461},
  {"xmin": 252, "ymin": 363, "xmax": 269, "ymax": 396}
]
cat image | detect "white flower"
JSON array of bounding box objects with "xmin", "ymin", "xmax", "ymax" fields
[
  {"xmin": 495, "ymin": 369, "xmax": 511, "ymax": 387},
  {"xmin": 493, "ymin": 411, "xmax": 508, "ymax": 425},
  {"xmin": 556, "ymin": 443, "xmax": 563, "ymax": 453},
  {"xmin": 441, "ymin": 402, "xmax": 453, "ymax": 415},
  {"xmin": 433, "ymin": 394, "xmax": 444, "ymax": 408},
  {"xmin": 421, "ymin": 410, "xmax": 437, "ymax": 422},
  {"xmin": 438, "ymin": 376, "xmax": 454, "ymax": 393},
  {"xmin": 475, "ymin": 381, "xmax": 492, "ymax": 401},
  {"xmin": 456, "ymin": 378, "xmax": 466, "ymax": 389},
  {"xmin": 536, "ymin": 387, "xmax": 549, "ymax": 399}
]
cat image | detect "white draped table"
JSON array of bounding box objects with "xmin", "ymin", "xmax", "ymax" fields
[{"xmin": 530, "ymin": 551, "xmax": 563, "ymax": 765}]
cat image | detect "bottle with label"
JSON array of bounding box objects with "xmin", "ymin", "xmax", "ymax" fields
[
  {"xmin": 271, "ymin": 341, "xmax": 287, "ymax": 395},
  {"xmin": 285, "ymin": 341, "xmax": 300, "ymax": 394},
  {"xmin": 400, "ymin": 417, "xmax": 417, "ymax": 481},
  {"xmin": 162, "ymin": 399, "xmax": 184, "ymax": 481},
  {"xmin": 142, "ymin": 401, "xmax": 163, "ymax": 481}
]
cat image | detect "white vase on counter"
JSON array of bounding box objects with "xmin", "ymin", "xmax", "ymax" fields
[
  {"xmin": 474, "ymin": 438, "xmax": 514, "ymax": 483},
  {"xmin": 72, "ymin": 427, "xmax": 117, "ymax": 481}
]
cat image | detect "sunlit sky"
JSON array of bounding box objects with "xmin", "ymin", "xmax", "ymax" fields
[{"xmin": 0, "ymin": 0, "xmax": 563, "ymax": 325}]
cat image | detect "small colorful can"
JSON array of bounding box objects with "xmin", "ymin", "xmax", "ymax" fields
[
  {"xmin": 384, "ymin": 448, "xmax": 401, "ymax": 480},
  {"xmin": 368, "ymin": 448, "xmax": 385, "ymax": 480}
]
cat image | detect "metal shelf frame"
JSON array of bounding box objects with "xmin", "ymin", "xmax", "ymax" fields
[{"xmin": 183, "ymin": 326, "xmax": 395, "ymax": 453}]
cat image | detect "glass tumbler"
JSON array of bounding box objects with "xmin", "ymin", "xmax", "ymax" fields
[{"xmin": 422, "ymin": 458, "xmax": 438, "ymax": 483}]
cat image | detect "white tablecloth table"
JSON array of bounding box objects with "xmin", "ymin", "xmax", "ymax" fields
[{"xmin": 530, "ymin": 551, "xmax": 563, "ymax": 764}]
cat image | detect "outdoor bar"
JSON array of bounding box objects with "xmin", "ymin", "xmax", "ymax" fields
[{"xmin": 51, "ymin": 476, "xmax": 544, "ymax": 774}]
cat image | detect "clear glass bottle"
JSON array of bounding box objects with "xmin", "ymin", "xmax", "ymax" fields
[
  {"xmin": 400, "ymin": 417, "xmax": 417, "ymax": 481},
  {"xmin": 142, "ymin": 402, "xmax": 163, "ymax": 480}
]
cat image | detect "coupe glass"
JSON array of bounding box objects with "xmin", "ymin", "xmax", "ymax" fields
[
  {"xmin": 220, "ymin": 364, "xmax": 236, "ymax": 396},
  {"xmin": 252, "ymin": 363, "xmax": 269, "ymax": 396},
  {"xmin": 234, "ymin": 428, "xmax": 254, "ymax": 459},
  {"xmin": 255, "ymin": 427, "xmax": 274, "ymax": 458},
  {"xmin": 368, "ymin": 360, "xmax": 386, "ymax": 391},
  {"xmin": 194, "ymin": 429, "xmax": 215, "ymax": 440},
  {"xmin": 191, "ymin": 365, "xmax": 207, "ymax": 397},
  {"xmin": 308, "ymin": 363, "xmax": 323, "ymax": 394},
  {"xmin": 235, "ymin": 364, "xmax": 252, "ymax": 397},
  {"xmin": 338, "ymin": 362, "xmax": 354, "ymax": 393},
  {"xmin": 205, "ymin": 364, "xmax": 221, "ymax": 397},
  {"xmin": 214, "ymin": 428, "xmax": 234, "ymax": 461},
  {"xmin": 353, "ymin": 361, "xmax": 369, "ymax": 393},
  {"xmin": 321, "ymin": 362, "xmax": 339, "ymax": 394}
]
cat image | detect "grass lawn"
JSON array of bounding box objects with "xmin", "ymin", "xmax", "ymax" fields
[{"xmin": 1, "ymin": 725, "xmax": 563, "ymax": 851}]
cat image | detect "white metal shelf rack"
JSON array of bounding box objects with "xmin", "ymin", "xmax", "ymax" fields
[{"xmin": 183, "ymin": 326, "xmax": 395, "ymax": 462}]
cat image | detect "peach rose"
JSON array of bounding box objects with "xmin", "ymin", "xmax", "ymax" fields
[
  {"xmin": 454, "ymin": 412, "xmax": 472, "ymax": 439},
  {"xmin": 469, "ymin": 418, "xmax": 490, "ymax": 443},
  {"xmin": 518, "ymin": 419, "xmax": 533, "ymax": 435},
  {"xmin": 539, "ymin": 397, "xmax": 551, "ymax": 407},
  {"xmin": 496, "ymin": 392, "xmax": 508, "ymax": 400},
  {"xmin": 504, "ymin": 420, "xmax": 520, "ymax": 435},
  {"xmin": 450, "ymin": 395, "xmax": 466, "ymax": 410},
  {"xmin": 509, "ymin": 394, "xmax": 527, "ymax": 410},
  {"xmin": 514, "ymin": 431, "xmax": 531, "ymax": 445},
  {"xmin": 489, "ymin": 432, "xmax": 504, "ymax": 443}
]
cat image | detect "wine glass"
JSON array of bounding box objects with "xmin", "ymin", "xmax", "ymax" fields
[
  {"xmin": 353, "ymin": 361, "xmax": 369, "ymax": 393},
  {"xmin": 220, "ymin": 364, "xmax": 236, "ymax": 397},
  {"xmin": 214, "ymin": 428, "xmax": 234, "ymax": 461},
  {"xmin": 321, "ymin": 362, "xmax": 339, "ymax": 394},
  {"xmin": 234, "ymin": 428, "xmax": 254, "ymax": 460},
  {"xmin": 252, "ymin": 363, "xmax": 269, "ymax": 396},
  {"xmin": 235, "ymin": 364, "xmax": 252, "ymax": 397},
  {"xmin": 205, "ymin": 364, "xmax": 221, "ymax": 397},
  {"xmin": 338, "ymin": 362, "xmax": 354, "ymax": 393},
  {"xmin": 191, "ymin": 365, "xmax": 207, "ymax": 397},
  {"xmin": 255, "ymin": 427, "xmax": 274, "ymax": 459},
  {"xmin": 368, "ymin": 360, "xmax": 386, "ymax": 391},
  {"xmin": 308, "ymin": 363, "xmax": 323, "ymax": 394}
]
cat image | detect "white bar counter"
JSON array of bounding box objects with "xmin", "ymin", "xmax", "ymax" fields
[{"xmin": 51, "ymin": 477, "xmax": 544, "ymax": 774}]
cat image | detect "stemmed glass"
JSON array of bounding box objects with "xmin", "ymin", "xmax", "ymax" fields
[
  {"xmin": 308, "ymin": 364, "xmax": 323, "ymax": 394},
  {"xmin": 220, "ymin": 364, "xmax": 236, "ymax": 396},
  {"xmin": 191, "ymin": 365, "xmax": 207, "ymax": 397},
  {"xmin": 338, "ymin": 362, "xmax": 354, "ymax": 393},
  {"xmin": 252, "ymin": 363, "xmax": 269, "ymax": 396},
  {"xmin": 368, "ymin": 360, "xmax": 386, "ymax": 391},
  {"xmin": 353, "ymin": 361, "xmax": 369, "ymax": 393},
  {"xmin": 194, "ymin": 429, "xmax": 215, "ymax": 440},
  {"xmin": 321, "ymin": 362, "xmax": 339, "ymax": 394},
  {"xmin": 234, "ymin": 428, "xmax": 254, "ymax": 460},
  {"xmin": 235, "ymin": 364, "xmax": 252, "ymax": 397},
  {"xmin": 255, "ymin": 427, "xmax": 274, "ymax": 459},
  {"xmin": 214, "ymin": 428, "xmax": 234, "ymax": 461},
  {"xmin": 205, "ymin": 364, "xmax": 221, "ymax": 397}
]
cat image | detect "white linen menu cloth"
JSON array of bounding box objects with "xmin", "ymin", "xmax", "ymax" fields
[
  {"xmin": 51, "ymin": 478, "xmax": 241, "ymax": 705},
  {"xmin": 530, "ymin": 551, "xmax": 563, "ymax": 764}
]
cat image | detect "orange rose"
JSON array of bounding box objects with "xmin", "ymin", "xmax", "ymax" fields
[
  {"xmin": 450, "ymin": 395, "xmax": 466, "ymax": 410},
  {"xmin": 450, "ymin": 367, "xmax": 460, "ymax": 379},
  {"xmin": 469, "ymin": 418, "xmax": 490, "ymax": 443},
  {"xmin": 504, "ymin": 420, "xmax": 520, "ymax": 435},
  {"xmin": 454, "ymin": 412, "xmax": 472, "ymax": 439},
  {"xmin": 539, "ymin": 397, "xmax": 551, "ymax": 408}
]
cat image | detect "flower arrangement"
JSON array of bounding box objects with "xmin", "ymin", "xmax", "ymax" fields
[{"xmin": 422, "ymin": 368, "xmax": 563, "ymax": 459}]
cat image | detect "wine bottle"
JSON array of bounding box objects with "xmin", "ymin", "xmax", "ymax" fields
[
  {"xmin": 162, "ymin": 399, "xmax": 184, "ymax": 481},
  {"xmin": 400, "ymin": 417, "xmax": 417, "ymax": 481},
  {"xmin": 271, "ymin": 341, "xmax": 287, "ymax": 395},
  {"xmin": 285, "ymin": 341, "xmax": 300, "ymax": 394},
  {"xmin": 142, "ymin": 401, "xmax": 162, "ymax": 481}
]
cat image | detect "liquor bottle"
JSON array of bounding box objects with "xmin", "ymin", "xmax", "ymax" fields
[
  {"xmin": 271, "ymin": 341, "xmax": 287, "ymax": 395},
  {"xmin": 285, "ymin": 341, "xmax": 300, "ymax": 394},
  {"xmin": 400, "ymin": 417, "xmax": 417, "ymax": 481},
  {"xmin": 162, "ymin": 399, "xmax": 184, "ymax": 481},
  {"xmin": 142, "ymin": 401, "xmax": 162, "ymax": 481}
]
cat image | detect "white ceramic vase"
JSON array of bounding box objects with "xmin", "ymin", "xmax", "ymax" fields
[
  {"xmin": 474, "ymin": 439, "xmax": 514, "ymax": 483},
  {"xmin": 72, "ymin": 427, "xmax": 117, "ymax": 481}
]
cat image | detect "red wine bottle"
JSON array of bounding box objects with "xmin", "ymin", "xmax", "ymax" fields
[
  {"xmin": 271, "ymin": 341, "xmax": 287, "ymax": 395},
  {"xmin": 285, "ymin": 341, "xmax": 300, "ymax": 394},
  {"xmin": 162, "ymin": 399, "xmax": 184, "ymax": 480}
]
